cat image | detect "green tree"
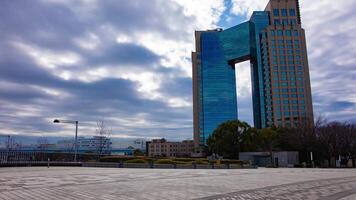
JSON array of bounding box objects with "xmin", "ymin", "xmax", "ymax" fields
[
  {"xmin": 207, "ymin": 120, "xmax": 251, "ymax": 159},
  {"xmin": 259, "ymin": 127, "xmax": 279, "ymax": 165},
  {"xmin": 241, "ymin": 127, "xmax": 261, "ymax": 152},
  {"xmin": 133, "ymin": 149, "xmax": 144, "ymax": 156}
]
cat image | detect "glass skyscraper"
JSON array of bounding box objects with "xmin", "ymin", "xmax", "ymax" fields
[{"xmin": 192, "ymin": 0, "xmax": 314, "ymax": 147}]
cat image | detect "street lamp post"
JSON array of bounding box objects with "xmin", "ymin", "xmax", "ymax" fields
[{"xmin": 53, "ymin": 119, "xmax": 79, "ymax": 162}]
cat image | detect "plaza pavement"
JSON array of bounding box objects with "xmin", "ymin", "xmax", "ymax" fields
[{"xmin": 0, "ymin": 167, "xmax": 355, "ymax": 200}]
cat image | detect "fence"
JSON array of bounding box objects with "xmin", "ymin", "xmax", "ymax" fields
[
  {"xmin": 0, "ymin": 151, "xmax": 43, "ymax": 163},
  {"xmin": 81, "ymin": 162, "xmax": 255, "ymax": 169},
  {"xmin": 0, "ymin": 151, "xmax": 255, "ymax": 169}
]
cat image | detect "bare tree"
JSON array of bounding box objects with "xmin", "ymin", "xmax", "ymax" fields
[
  {"xmin": 95, "ymin": 121, "xmax": 112, "ymax": 158},
  {"xmin": 37, "ymin": 137, "xmax": 49, "ymax": 152}
]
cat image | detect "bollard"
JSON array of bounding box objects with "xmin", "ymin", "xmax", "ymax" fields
[{"xmin": 47, "ymin": 158, "xmax": 50, "ymax": 168}]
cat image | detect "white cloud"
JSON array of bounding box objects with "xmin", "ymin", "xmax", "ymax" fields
[
  {"xmin": 171, "ymin": 0, "xmax": 226, "ymax": 29},
  {"xmin": 12, "ymin": 41, "xmax": 81, "ymax": 70},
  {"xmin": 300, "ymin": 0, "xmax": 356, "ymax": 120},
  {"xmin": 74, "ymin": 32, "xmax": 101, "ymax": 50},
  {"xmin": 230, "ymin": 0, "xmax": 268, "ymax": 19}
]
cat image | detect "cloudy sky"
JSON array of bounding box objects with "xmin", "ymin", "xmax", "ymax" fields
[{"xmin": 0, "ymin": 0, "xmax": 355, "ymax": 140}]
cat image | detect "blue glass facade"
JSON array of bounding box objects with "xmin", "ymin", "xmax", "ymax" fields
[
  {"xmin": 198, "ymin": 31, "xmax": 238, "ymax": 144},
  {"xmin": 193, "ymin": 0, "xmax": 314, "ymax": 147}
]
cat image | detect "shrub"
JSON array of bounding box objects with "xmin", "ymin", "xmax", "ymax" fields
[
  {"xmin": 125, "ymin": 159, "xmax": 147, "ymax": 164},
  {"xmin": 155, "ymin": 159, "xmax": 175, "ymax": 164},
  {"xmin": 173, "ymin": 158, "xmax": 196, "ymax": 162},
  {"xmin": 192, "ymin": 159, "xmax": 209, "ymax": 164},
  {"xmin": 100, "ymin": 156, "xmax": 151, "ymax": 163},
  {"xmin": 220, "ymin": 159, "xmax": 244, "ymax": 165}
]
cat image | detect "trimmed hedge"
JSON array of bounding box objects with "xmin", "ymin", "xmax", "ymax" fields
[
  {"xmin": 155, "ymin": 159, "xmax": 196, "ymax": 165},
  {"xmin": 100, "ymin": 156, "xmax": 245, "ymax": 166},
  {"xmin": 125, "ymin": 159, "xmax": 147, "ymax": 164},
  {"xmin": 220, "ymin": 159, "xmax": 244, "ymax": 165},
  {"xmin": 192, "ymin": 159, "xmax": 209, "ymax": 164},
  {"xmin": 100, "ymin": 156, "xmax": 153, "ymax": 163},
  {"xmin": 172, "ymin": 158, "xmax": 196, "ymax": 162}
]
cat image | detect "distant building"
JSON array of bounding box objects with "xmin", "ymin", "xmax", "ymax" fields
[
  {"xmin": 147, "ymin": 138, "xmax": 194, "ymax": 157},
  {"xmin": 77, "ymin": 136, "xmax": 112, "ymax": 154},
  {"xmin": 239, "ymin": 151, "xmax": 299, "ymax": 167},
  {"xmin": 133, "ymin": 139, "xmax": 146, "ymax": 150},
  {"xmin": 56, "ymin": 136, "xmax": 112, "ymax": 154}
]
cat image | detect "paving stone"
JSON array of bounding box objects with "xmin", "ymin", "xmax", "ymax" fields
[{"xmin": 0, "ymin": 168, "xmax": 355, "ymax": 199}]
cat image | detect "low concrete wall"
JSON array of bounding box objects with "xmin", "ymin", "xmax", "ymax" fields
[
  {"xmin": 0, "ymin": 161, "xmax": 82, "ymax": 167},
  {"xmin": 1, "ymin": 161, "xmax": 256, "ymax": 169}
]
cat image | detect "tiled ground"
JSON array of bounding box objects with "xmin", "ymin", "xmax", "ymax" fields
[{"xmin": 0, "ymin": 167, "xmax": 355, "ymax": 200}]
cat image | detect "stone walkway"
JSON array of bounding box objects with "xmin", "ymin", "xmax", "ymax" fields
[
  {"xmin": 197, "ymin": 176, "xmax": 356, "ymax": 200},
  {"xmin": 0, "ymin": 167, "xmax": 355, "ymax": 199}
]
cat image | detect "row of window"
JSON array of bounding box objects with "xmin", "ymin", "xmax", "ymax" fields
[
  {"xmin": 270, "ymin": 44, "xmax": 300, "ymax": 49},
  {"xmin": 267, "ymin": 121, "xmax": 307, "ymax": 128},
  {"xmin": 274, "ymin": 19, "xmax": 297, "ymax": 26},
  {"xmin": 271, "ymin": 88, "xmax": 304, "ymax": 93},
  {"xmin": 266, "ymin": 105, "xmax": 306, "ymax": 111},
  {"xmin": 271, "ymin": 49, "xmax": 302, "ymax": 55},
  {"xmin": 272, "ymin": 111, "xmax": 306, "ymax": 117},
  {"xmin": 272, "ymin": 55, "xmax": 303, "ymax": 60},
  {"xmin": 266, "ymin": 99, "xmax": 306, "ymax": 105},
  {"xmin": 272, "ymin": 93, "xmax": 305, "ymax": 98},
  {"xmin": 270, "ymin": 30, "xmax": 299, "ymax": 37},
  {"xmin": 271, "ymin": 60, "xmax": 303, "ymax": 65},
  {"xmin": 265, "ymin": 69, "xmax": 303, "ymax": 75},
  {"xmin": 272, "ymin": 81, "xmax": 304, "ymax": 87},
  {"xmin": 271, "ymin": 77, "xmax": 304, "ymax": 81},
  {"xmin": 273, "ymin": 8, "xmax": 296, "ymax": 17},
  {"xmin": 273, "ymin": 66, "xmax": 303, "ymax": 71},
  {"xmin": 271, "ymin": 39, "xmax": 299, "ymax": 44}
]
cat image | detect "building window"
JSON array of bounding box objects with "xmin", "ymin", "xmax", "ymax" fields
[
  {"xmin": 274, "ymin": 19, "xmax": 281, "ymax": 25},
  {"xmin": 282, "ymin": 19, "xmax": 288, "ymax": 25},
  {"xmin": 290, "ymin": 19, "xmax": 297, "ymax": 25},
  {"xmin": 273, "ymin": 9, "xmax": 279, "ymax": 16},
  {"xmin": 271, "ymin": 30, "xmax": 275, "ymax": 36},
  {"xmin": 277, "ymin": 30, "xmax": 283, "ymax": 36},
  {"xmin": 281, "ymin": 9, "xmax": 287, "ymax": 16},
  {"xmin": 286, "ymin": 30, "xmax": 292, "ymax": 36},
  {"xmin": 289, "ymin": 9, "xmax": 296, "ymax": 16},
  {"xmin": 294, "ymin": 30, "xmax": 299, "ymax": 36}
]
